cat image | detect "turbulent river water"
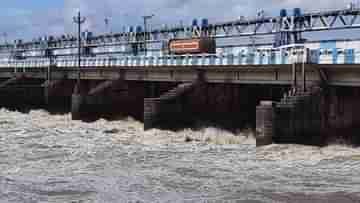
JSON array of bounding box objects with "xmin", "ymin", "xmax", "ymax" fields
[{"xmin": 0, "ymin": 108, "xmax": 360, "ymax": 203}]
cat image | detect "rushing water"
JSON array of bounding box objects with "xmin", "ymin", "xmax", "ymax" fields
[{"xmin": 0, "ymin": 108, "xmax": 360, "ymax": 203}]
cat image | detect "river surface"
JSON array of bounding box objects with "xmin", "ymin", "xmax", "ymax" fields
[{"xmin": 0, "ymin": 108, "xmax": 360, "ymax": 203}]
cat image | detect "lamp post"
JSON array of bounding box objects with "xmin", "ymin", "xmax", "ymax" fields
[
  {"xmin": 142, "ymin": 14, "xmax": 155, "ymax": 56},
  {"xmin": 73, "ymin": 11, "xmax": 86, "ymax": 86}
]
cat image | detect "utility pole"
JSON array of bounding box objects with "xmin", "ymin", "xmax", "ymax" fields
[
  {"xmin": 142, "ymin": 14, "xmax": 155, "ymax": 56},
  {"xmin": 104, "ymin": 17, "xmax": 111, "ymax": 34},
  {"xmin": 73, "ymin": 11, "xmax": 86, "ymax": 87},
  {"xmin": 2, "ymin": 32, "xmax": 7, "ymax": 45}
]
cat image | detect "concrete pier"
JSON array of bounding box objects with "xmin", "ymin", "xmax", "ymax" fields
[
  {"xmin": 71, "ymin": 93, "xmax": 84, "ymax": 120},
  {"xmin": 71, "ymin": 82, "xmax": 86, "ymax": 120},
  {"xmin": 272, "ymin": 84, "xmax": 325, "ymax": 145},
  {"xmin": 1, "ymin": 64, "xmax": 360, "ymax": 145},
  {"xmin": 144, "ymin": 98, "xmax": 161, "ymax": 130},
  {"xmin": 256, "ymin": 101, "xmax": 276, "ymax": 147},
  {"xmin": 143, "ymin": 82, "xmax": 196, "ymax": 130},
  {"xmin": 43, "ymin": 80, "xmax": 64, "ymax": 105}
]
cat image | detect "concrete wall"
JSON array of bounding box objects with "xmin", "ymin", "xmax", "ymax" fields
[
  {"xmin": 324, "ymin": 87, "xmax": 360, "ymax": 144},
  {"xmin": 182, "ymin": 84, "xmax": 287, "ymax": 129},
  {"xmin": 0, "ymin": 78, "xmax": 45, "ymax": 107},
  {"xmin": 72, "ymin": 80, "xmax": 146, "ymax": 120},
  {"xmin": 275, "ymin": 87, "xmax": 324, "ymax": 145},
  {"xmin": 143, "ymin": 83, "xmax": 289, "ymax": 130},
  {"xmin": 1, "ymin": 77, "xmax": 360, "ymax": 146},
  {"xmin": 268, "ymin": 86, "xmax": 360, "ymax": 146}
]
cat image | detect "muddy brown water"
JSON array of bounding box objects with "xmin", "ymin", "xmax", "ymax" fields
[{"xmin": 0, "ymin": 108, "xmax": 360, "ymax": 203}]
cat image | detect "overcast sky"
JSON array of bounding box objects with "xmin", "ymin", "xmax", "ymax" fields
[{"xmin": 0, "ymin": 0, "xmax": 356, "ymax": 42}]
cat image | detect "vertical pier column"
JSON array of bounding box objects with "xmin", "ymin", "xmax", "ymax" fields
[
  {"xmin": 45, "ymin": 62, "xmax": 52, "ymax": 105},
  {"xmin": 144, "ymin": 98, "xmax": 161, "ymax": 130},
  {"xmin": 44, "ymin": 84, "xmax": 50, "ymax": 105},
  {"xmin": 256, "ymin": 101, "xmax": 276, "ymax": 147},
  {"xmin": 71, "ymin": 83, "xmax": 86, "ymax": 120}
]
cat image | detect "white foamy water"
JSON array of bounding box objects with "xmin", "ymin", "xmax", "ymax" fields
[{"xmin": 0, "ymin": 108, "xmax": 360, "ymax": 202}]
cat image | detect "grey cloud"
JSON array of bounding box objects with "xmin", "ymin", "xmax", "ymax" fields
[
  {"xmin": 62, "ymin": 0, "xmax": 354, "ymax": 33},
  {"xmin": 0, "ymin": 6, "xmax": 65, "ymax": 41}
]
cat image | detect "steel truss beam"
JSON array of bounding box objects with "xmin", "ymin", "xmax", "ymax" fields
[{"xmin": 1, "ymin": 8, "xmax": 360, "ymax": 55}]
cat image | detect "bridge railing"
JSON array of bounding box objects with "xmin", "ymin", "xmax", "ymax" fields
[
  {"xmin": 0, "ymin": 48, "xmax": 359, "ymax": 69},
  {"xmin": 0, "ymin": 59, "xmax": 52, "ymax": 69},
  {"xmin": 50, "ymin": 53, "xmax": 294, "ymax": 68},
  {"xmin": 0, "ymin": 54, "xmax": 313, "ymax": 69}
]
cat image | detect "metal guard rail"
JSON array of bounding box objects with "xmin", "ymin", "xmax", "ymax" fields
[{"xmin": 0, "ymin": 50, "xmax": 356, "ymax": 68}]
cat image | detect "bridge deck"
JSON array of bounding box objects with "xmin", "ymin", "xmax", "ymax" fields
[{"xmin": 0, "ymin": 64, "xmax": 360, "ymax": 86}]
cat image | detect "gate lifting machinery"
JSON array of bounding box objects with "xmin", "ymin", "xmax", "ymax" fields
[{"xmin": 1, "ymin": 5, "xmax": 360, "ymax": 58}]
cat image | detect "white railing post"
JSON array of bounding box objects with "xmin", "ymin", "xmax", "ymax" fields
[
  {"xmin": 22, "ymin": 61, "xmax": 26, "ymax": 72},
  {"xmin": 14, "ymin": 60, "xmax": 17, "ymax": 74}
]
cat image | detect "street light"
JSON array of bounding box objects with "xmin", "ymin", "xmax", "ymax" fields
[
  {"xmin": 73, "ymin": 11, "xmax": 86, "ymax": 86},
  {"xmin": 142, "ymin": 14, "xmax": 155, "ymax": 56}
]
